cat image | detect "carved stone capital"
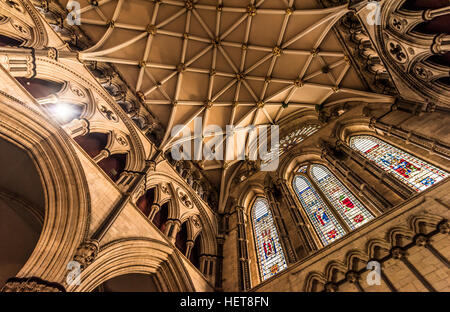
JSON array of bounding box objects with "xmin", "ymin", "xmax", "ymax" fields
[
  {"xmin": 391, "ymin": 247, "xmax": 407, "ymax": 260},
  {"xmin": 73, "ymin": 239, "xmax": 100, "ymax": 269},
  {"xmin": 414, "ymin": 234, "xmax": 429, "ymax": 247},
  {"xmin": 346, "ymin": 271, "xmax": 360, "ymax": 283}
]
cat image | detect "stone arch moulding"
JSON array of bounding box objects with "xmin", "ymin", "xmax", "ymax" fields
[
  {"xmin": 373, "ymin": 0, "xmax": 450, "ymax": 106},
  {"xmin": 140, "ymin": 172, "xmax": 218, "ymax": 256},
  {"xmin": 0, "ymin": 67, "xmax": 90, "ymax": 287},
  {"xmin": 69, "ymin": 238, "xmax": 195, "ymax": 292},
  {"xmin": 237, "ymin": 183, "xmax": 266, "ymax": 215},
  {"xmin": 0, "ymin": 0, "xmax": 49, "ymax": 48},
  {"xmin": 333, "ymin": 119, "xmax": 374, "ymax": 144},
  {"xmin": 31, "ymin": 57, "xmax": 148, "ymax": 167},
  {"xmin": 279, "ymin": 149, "xmax": 323, "ymax": 182}
]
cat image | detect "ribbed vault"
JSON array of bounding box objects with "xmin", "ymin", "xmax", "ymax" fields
[{"xmin": 58, "ymin": 0, "xmax": 393, "ymax": 190}]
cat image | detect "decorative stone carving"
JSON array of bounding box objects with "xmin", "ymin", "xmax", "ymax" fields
[
  {"xmin": 4, "ymin": 0, "xmax": 24, "ymax": 13},
  {"xmin": 160, "ymin": 183, "xmax": 170, "ymax": 195},
  {"xmin": 73, "ymin": 240, "xmax": 99, "ymax": 269},
  {"xmin": 116, "ymin": 135, "xmax": 128, "ymax": 147},
  {"xmin": 387, "ymin": 40, "xmax": 408, "ymax": 64},
  {"xmin": 192, "ymin": 215, "xmax": 201, "ymax": 228},
  {"xmin": 346, "ymin": 271, "xmax": 360, "ymax": 284},
  {"xmin": 177, "ymin": 188, "xmax": 193, "ymax": 208},
  {"xmin": 391, "ymin": 247, "xmax": 406, "ymax": 260},
  {"xmin": 70, "ymin": 84, "xmax": 86, "ymax": 98},
  {"xmin": 1, "ymin": 277, "xmax": 65, "ymax": 292},
  {"xmin": 46, "ymin": 47, "xmax": 57, "ymax": 60},
  {"xmin": 98, "ymin": 104, "xmax": 118, "ymax": 122}
]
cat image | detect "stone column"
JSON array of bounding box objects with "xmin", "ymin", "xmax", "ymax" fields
[
  {"xmin": 275, "ymin": 178, "xmax": 319, "ymax": 255},
  {"xmin": 148, "ymin": 203, "xmax": 161, "ymax": 221},
  {"xmin": 93, "ymin": 149, "xmax": 110, "ymax": 163},
  {"xmin": 63, "ymin": 118, "xmax": 90, "ymax": 138},
  {"xmin": 264, "ymin": 185, "xmax": 297, "ymax": 264},
  {"xmin": 185, "ymin": 240, "xmax": 194, "ymax": 259},
  {"xmin": 166, "ymin": 219, "xmax": 181, "ymax": 244},
  {"xmin": 235, "ymin": 206, "xmax": 251, "ymax": 291},
  {"xmin": 214, "ymin": 235, "xmax": 225, "ymax": 290}
]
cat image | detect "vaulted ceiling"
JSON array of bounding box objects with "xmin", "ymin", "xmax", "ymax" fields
[{"xmin": 56, "ymin": 0, "xmax": 393, "ymax": 200}]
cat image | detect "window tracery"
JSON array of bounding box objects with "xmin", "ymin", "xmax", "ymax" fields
[
  {"xmin": 292, "ymin": 164, "xmax": 375, "ymax": 247},
  {"xmin": 310, "ymin": 165, "xmax": 374, "ymax": 230},
  {"xmin": 262, "ymin": 124, "xmax": 321, "ymax": 164},
  {"xmin": 293, "ymin": 175, "xmax": 347, "ymax": 246}
]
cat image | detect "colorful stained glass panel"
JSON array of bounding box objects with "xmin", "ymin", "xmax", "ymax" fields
[
  {"xmin": 298, "ymin": 165, "xmax": 308, "ymax": 173},
  {"xmin": 350, "ymin": 135, "xmax": 448, "ymax": 192},
  {"xmin": 311, "ymin": 165, "xmax": 374, "ymax": 230},
  {"xmin": 252, "ymin": 198, "xmax": 287, "ymax": 281},
  {"xmin": 293, "ymin": 176, "xmax": 346, "ymax": 246},
  {"xmin": 263, "ymin": 125, "xmax": 320, "ymax": 163}
]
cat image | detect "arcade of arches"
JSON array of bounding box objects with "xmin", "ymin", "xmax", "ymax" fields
[{"xmin": 0, "ymin": 0, "xmax": 449, "ymax": 292}]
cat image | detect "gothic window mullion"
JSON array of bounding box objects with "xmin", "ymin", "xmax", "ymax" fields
[
  {"xmin": 278, "ymin": 178, "xmax": 319, "ymax": 253},
  {"xmin": 337, "ymin": 140, "xmax": 416, "ymax": 199},
  {"xmin": 264, "ymin": 186, "xmax": 297, "ymax": 264},
  {"xmin": 322, "ymin": 149, "xmax": 391, "ymax": 212},
  {"xmin": 292, "ymin": 172, "xmax": 347, "ymax": 247},
  {"xmin": 309, "ymin": 165, "xmax": 375, "ymax": 231},
  {"xmin": 305, "ymin": 169, "xmax": 353, "ymax": 234}
]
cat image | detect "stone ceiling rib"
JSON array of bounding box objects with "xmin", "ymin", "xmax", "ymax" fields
[{"xmin": 67, "ymin": 0, "xmax": 396, "ymax": 197}]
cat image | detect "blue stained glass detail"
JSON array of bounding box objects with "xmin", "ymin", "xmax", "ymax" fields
[
  {"xmin": 310, "ymin": 165, "xmax": 374, "ymax": 230},
  {"xmin": 293, "ymin": 176, "xmax": 346, "ymax": 246}
]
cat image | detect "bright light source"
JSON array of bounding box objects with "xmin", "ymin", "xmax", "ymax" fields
[{"xmin": 51, "ymin": 102, "xmax": 75, "ymax": 123}]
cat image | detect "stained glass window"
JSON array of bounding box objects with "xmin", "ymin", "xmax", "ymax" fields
[
  {"xmin": 310, "ymin": 165, "xmax": 374, "ymax": 230},
  {"xmin": 262, "ymin": 124, "xmax": 320, "ymax": 164},
  {"xmin": 350, "ymin": 135, "xmax": 448, "ymax": 192},
  {"xmin": 293, "ymin": 176, "xmax": 346, "ymax": 246},
  {"xmin": 298, "ymin": 165, "xmax": 308, "ymax": 173},
  {"xmin": 252, "ymin": 197, "xmax": 287, "ymax": 281}
]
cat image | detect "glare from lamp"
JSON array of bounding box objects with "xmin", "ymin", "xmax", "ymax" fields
[{"xmin": 52, "ymin": 102, "xmax": 75, "ymax": 123}]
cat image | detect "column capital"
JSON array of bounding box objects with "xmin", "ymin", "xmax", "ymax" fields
[
  {"xmin": 391, "ymin": 247, "xmax": 407, "ymax": 260},
  {"xmin": 414, "ymin": 234, "xmax": 429, "ymax": 247},
  {"xmin": 73, "ymin": 239, "xmax": 100, "ymax": 269}
]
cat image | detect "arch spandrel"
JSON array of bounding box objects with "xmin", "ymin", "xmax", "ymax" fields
[{"xmin": 0, "ymin": 67, "xmax": 90, "ymax": 285}]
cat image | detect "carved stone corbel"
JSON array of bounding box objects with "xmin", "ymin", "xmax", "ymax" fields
[{"xmin": 73, "ymin": 239, "xmax": 100, "ymax": 269}]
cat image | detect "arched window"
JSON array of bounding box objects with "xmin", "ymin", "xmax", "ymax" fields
[
  {"xmin": 293, "ymin": 175, "xmax": 346, "ymax": 246},
  {"xmin": 251, "ymin": 197, "xmax": 287, "ymax": 281},
  {"xmin": 292, "ymin": 164, "xmax": 375, "ymax": 247},
  {"xmin": 262, "ymin": 124, "xmax": 321, "ymax": 164},
  {"xmin": 350, "ymin": 135, "xmax": 449, "ymax": 192},
  {"xmin": 310, "ymin": 165, "xmax": 374, "ymax": 230}
]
